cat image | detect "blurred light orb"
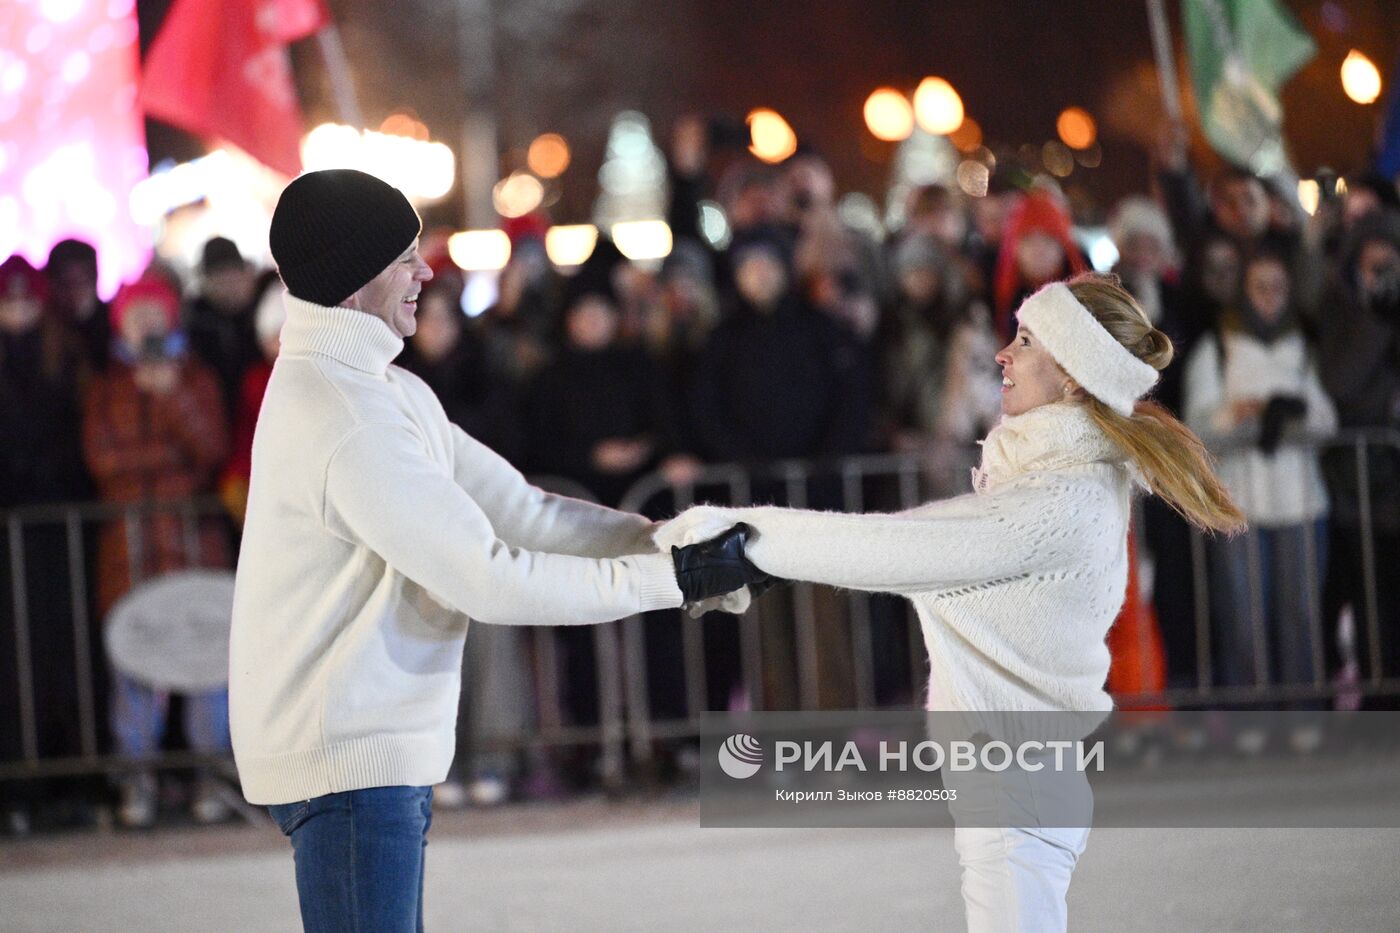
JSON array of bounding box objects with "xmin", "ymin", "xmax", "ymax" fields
[
  {"xmin": 611, "ymin": 219, "xmax": 673, "ymax": 261},
  {"xmin": 1296, "ymin": 179, "xmax": 1320, "ymax": 216},
  {"xmin": 1042, "ymin": 140, "xmax": 1075, "ymax": 177},
  {"xmin": 912, "ymin": 77, "xmax": 964, "ymax": 135},
  {"xmin": 1341, "ymin": 50, "xmax": 1381, "ymax": 104},
  {"xmin": 747, "ymin": 109, "xmax": 797, "ymax": 164},
  {"xmin": 1074, "ymin": 143, "xmax": 1103, "ymax": 168},
  {"xmin": 1056, "ymin": 107, "xmax": 1096, "ymax": 149},
  {"xmin": 492, "ymin": 171, "xmax": 544, "ymax": 218},
  {"xmin": 448, "ymin": 229, "xmax": 511, "ymax": 272},
  {"xmin": 379, "ymin": 113, "xmax": 429, "ymax": 141},
  {"xmin": 302, "ymin": 123, "xmax": 454, "ymax": 202},
  {"xmin": 948, "ymin": 117, "xmax": 983, "ymax": 152},
  {"xmin": 699, "ymin": 200, "xmax": 731, "ymax": 249},
  {"xmin": 863, "ymin": 88, "xmax": 914, "ymax": 142},
  {"xmin": 956, "ymin": 160, "xmax": 990, "ymax": 198},
  {"xmin": 544, "ymin": 223, "xmax": 597, "ymax": 267},
  {"xmin": 528, "ymin": 133, "xmax": 571, "ymax": 179}
]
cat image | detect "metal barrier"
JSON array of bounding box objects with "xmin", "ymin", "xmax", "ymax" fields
[
  {"xmin": 4, "ymin": 432, "xmax": 1400, "ymax": 788},
  {"xmin": 609, "ymin": 430, "xmax": 1400, "ymax": 766}
]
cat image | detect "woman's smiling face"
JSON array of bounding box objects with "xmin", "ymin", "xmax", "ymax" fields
[{"xmin": 994, "ymin": 322, "xmax": 1072, "ymax": 416}]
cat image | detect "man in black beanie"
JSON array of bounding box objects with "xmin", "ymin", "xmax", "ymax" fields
[{"xmin": 230, "ymin": 169, "xmax": 764, "ymax": 933}]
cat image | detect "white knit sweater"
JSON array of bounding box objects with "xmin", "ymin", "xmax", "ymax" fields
[
  {"xmin": 656, "ymin": 402, "xmax": 1133, "ymax": 714},
  {"xmin": 230, "ymin": 296, "xmax": 682, "ymax": 805}
]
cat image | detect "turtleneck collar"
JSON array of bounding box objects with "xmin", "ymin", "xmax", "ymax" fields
[
  {"xmin": 279, "ymin": 293, "xmax": 404, "ymax": 375},
  {"xmin": 971, "ymin": 401, "xmax": 1129, "ymax": 493}
]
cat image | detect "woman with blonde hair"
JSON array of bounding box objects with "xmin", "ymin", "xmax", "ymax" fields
[{"xmin": 661, "ymin": 272, "xmax": 1244, "ymax": 932}]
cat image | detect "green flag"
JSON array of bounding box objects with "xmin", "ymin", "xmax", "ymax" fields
[{"xmin": 1183, "ymin": 0, "xmax": 1316, "ymax": 174}]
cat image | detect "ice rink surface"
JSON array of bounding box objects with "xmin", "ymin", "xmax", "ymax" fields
[{"xmin": 2, "ymin": 796, "xmax": 1398, "ymax": 932}]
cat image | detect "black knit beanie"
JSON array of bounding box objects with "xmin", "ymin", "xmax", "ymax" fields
[{"xmin": 269, "ymin": 169, "xmax": 422, "ymax": 307}]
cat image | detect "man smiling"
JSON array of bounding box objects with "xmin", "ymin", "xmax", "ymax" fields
[{"xmin": 229, "ymin": 169, "xmax": 735, "ymax": 932}]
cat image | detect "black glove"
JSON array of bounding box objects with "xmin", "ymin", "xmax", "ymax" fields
[
  {"xmin": 1258, "ymin": 394, "xmax": 1307, "ymax": 455},
  {"xmin": 671, "ymin": 523, "xmax": 774, "ymax": 604}
]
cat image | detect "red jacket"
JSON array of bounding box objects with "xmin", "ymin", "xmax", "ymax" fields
[{"xmin": 82, "ymin": 358, "xmax": 230, "ymax": 617}]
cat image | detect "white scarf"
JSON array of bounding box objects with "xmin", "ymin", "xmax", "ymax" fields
[{"xmin": 971, "ymin": 401, "xmax": 1132, "ymax": 493}]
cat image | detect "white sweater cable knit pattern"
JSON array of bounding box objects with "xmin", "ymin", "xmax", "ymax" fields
[
  {"xmin": 656, "ymin": 402, "xmax": 1133, "ymax": 714},
  {"xmin": 230, "ymin": 295, "xmax": 681, "ymax": 805}
]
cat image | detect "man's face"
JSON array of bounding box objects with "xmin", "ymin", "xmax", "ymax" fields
[
  {"xmin": 735, "ymin": 251, "xmax": 787, "ymax": 311},
  {"xmin": 346, "ymin": 240, "xmax": 433, "ymax": 338},
  {"xmin": 118, "ymin": 301, "xmax": 171, "ymax": 351},
  {"xmin": 1213, "ymin": 178, "xmax": 1270, "ymax": 240},
  {"xmin": 203, "ymin": 265, "xmax": 258, "ymax": 313},
  {"xmin": 1244, "ymin": 259, "xmax": 1290, "ymax": 323},
  {"xmin": 50, "ymin": 262, "xmax": 98, "ymax": 316}
]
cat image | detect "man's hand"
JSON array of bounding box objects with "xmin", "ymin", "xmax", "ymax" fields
[{"xmin": 671, "ymin": 523, "xmax": 773, "ymax": 605}]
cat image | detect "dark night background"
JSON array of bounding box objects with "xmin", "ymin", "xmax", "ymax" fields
[{"xmin": 136, "ymin": 0, "xmax": 1400, "ymax": 226}]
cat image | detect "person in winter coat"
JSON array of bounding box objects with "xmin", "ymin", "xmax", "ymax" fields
[
  {"xmin": 880, "ymin": 234, "xmax": 1002, "ymax": 496},
  {"xmin": 184, "ymin": 237, "xmax": 263, "ymax": 420},
  {"xmin": 1184, "ymin": 249, "xmax": 1338, "ymax": 695},
  {"xmin": 0, "ymin": 255, "xmax": 97, "ymax": 831},
  {"xmin": 1316, "ymin": 210, "xmax": 1400, "ymax": 698},
  {"xmin": 660, "ymin": 273, "xmax": 1244, "ymax": 933},
  {"xmin": 83, "ymin": 274, "xmax": 231, "ymax": 828},
  {"xmin": 690, "ymin": 239, "xmax": 874, "ymax": 464}
]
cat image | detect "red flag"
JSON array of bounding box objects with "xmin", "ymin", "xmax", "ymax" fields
[{"xmin": 139, "ymin": 0, "xmax": 330, "ymax": 177}]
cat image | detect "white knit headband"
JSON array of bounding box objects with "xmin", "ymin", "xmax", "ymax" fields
[{"xmin": 1015, "ymin": 281, "xmax": 1158, "ymax": 417}]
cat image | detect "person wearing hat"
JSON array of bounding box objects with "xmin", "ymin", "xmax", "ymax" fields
[
  {"xmin": 230, "ymin": 169, "xmax": 761, "ymax": 931},
  {"xmin": 186, "ymin": 236, "xmax": 263, "ymax": 420},
  {"xmin": 659, "ymin": 273, "xmax": 1245, "ymax": 932},
  {"xmin": 84, "ymin": 274, "xmax": 232, "ymax": 828}
]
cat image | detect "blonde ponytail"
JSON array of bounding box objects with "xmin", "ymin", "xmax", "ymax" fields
[{"xmin": 1067, "ymin": 274, "xmax": 1246, "ymax": 535}]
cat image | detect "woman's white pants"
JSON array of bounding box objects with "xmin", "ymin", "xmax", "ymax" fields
[{"xmin": 953, "ymin": 823, "xmax": 1090, "ymax": 933}]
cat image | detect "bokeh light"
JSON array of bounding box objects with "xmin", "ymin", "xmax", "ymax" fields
[
  {"xmin": 379, "ymin": 113, "xmax": 429, "ymax": 140},
  {"xmin": 1341, "ymin": 50, "xmax": 1381, "ymax": 105},
  {"xmin": 1042, "ymin": 140, "xmax": 1075, "ymax": 177},
  {"xmin": 544, "ymin": 223, "xmax": 597, "ymax": 267},
  {"xmin": 955, "ymin": 160, "xmax": 990, "ymax": 198},
  {"xmin": 1056, "ymin": 107, "xmax": 1097, "ymax": 149},
  {"xmin": 302, "ymin": 123, "xmax": 455, "ymax": 202},
  {"xmin": 1297, "ymin": 179, "xmax": 1320, "ymax": 216},
  {"xmin": 528, "ymin": 133, "xmax": 571, "ymax": 178},
  {"xmin": 863, "ymin": 88, "xmax": 914, "ymax": 142},
  {"xmin": 747, "ymin": 108, "xmax": 798, "ymax": 163},
  {"xmin": 447, "ymin": 229, "xmax": 511, "ymax": 271},
  {"xmin": 492, "ymin": 171, "xmax": 544, "ymax": 218},
  {"xmin": 912, "ymin": 77, "xmax": 964, "ymax": 135},
  {"xmin": 611, "ymin": 219, "xmax": 673, "ymax": 261}
]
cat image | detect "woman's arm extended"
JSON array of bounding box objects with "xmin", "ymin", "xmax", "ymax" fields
[{"xmin": 655, "ymin": 478, "xmax": 1098, "ymax": 596}]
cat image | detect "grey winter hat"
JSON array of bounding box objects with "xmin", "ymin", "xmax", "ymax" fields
[{"xmin": 269, "ymin": 169, "xmax": 422, "ymax": 307}]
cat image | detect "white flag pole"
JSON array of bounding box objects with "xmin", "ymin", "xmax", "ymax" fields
[
  {"xmin": 1147, "ymin": 0, "xmax": 1183, "ymax": 124},
  {"xmin": 316, "ymin": 26, "xmax": 364, "ymax": 130}
]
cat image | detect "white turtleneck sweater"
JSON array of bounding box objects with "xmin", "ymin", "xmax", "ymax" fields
[
  {"xmin": 656, "ymin": 402, "xmax": 1133, "ymax": 715},
  {"xmin": 230, "ymin": 295, "xmax": 682, "ymax": 805}
]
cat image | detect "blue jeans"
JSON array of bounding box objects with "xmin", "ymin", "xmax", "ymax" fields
[
  {"xmin": 1209, "ymin": 519, "xmax": 1328, "ymax": 694},
  {"xmin": 268, "ymin": 785, "xmax": 434, "ymax": 933},
  {"xmin": 111, "ymin": 672, "xmax": 229, "ymax": 757}
]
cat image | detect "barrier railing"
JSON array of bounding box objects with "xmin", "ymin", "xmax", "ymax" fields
[{"xmin": 3, "ymin": 432, "xmax": 1400, "ymax": 789}]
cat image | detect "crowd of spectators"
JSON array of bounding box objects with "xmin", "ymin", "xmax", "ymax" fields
[{"xmin": 2, "ymin": 118, "xmax": 1399, "ymax": 830}]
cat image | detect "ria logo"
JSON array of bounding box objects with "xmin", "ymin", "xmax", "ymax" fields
[{"xmin": 718, "ymin": 733, "xmax": 764, "ymax": 779}]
